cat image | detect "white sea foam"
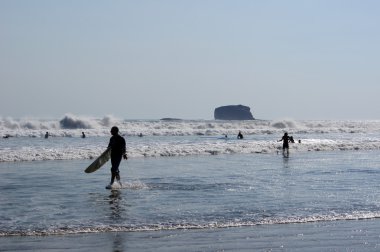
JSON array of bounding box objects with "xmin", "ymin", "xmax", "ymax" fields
[
  {"xmin": 1, "ymin": 137, "xmax": 380, "ymax": 162},
  {"xmin": 1, "ymin": 115, "xmax": 380, "ymax": 162},
  {"xmin": 1, "ymin": 115, "xmax": 380, "ymax": 137},
  {"xmin": 1, "ymin": 210, "xmax": 379, "ymax": 236}
]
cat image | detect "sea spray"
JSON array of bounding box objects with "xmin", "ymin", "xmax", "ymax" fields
[{"xmin": 1, "ymin": 115, "xmax": 380, "ymax": 137}]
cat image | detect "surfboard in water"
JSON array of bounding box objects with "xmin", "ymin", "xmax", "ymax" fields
[{"xmin": 84, "ymin": 148, "xmax": 111, "ymax": 173}]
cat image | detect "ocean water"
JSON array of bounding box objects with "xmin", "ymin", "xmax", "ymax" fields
[
  {"xmin": 2, "ymin": 115, "xmax": 380, "ymax": 162},
  {"xmin": 1, "ymin": 116, "xmax": 380, "ymax": 250}
]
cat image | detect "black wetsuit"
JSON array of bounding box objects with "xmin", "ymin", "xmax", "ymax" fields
[
  {"xmin": 281, "ymin": 135, "xmax": 289, "ymax": 149},
  {"xmin": 108, "ymin": 134, "xmax": 126, "ymax": 175}
]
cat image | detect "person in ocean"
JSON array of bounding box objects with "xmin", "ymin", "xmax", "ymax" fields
[
  {"xmin": 237, "ymin": 131, "xmax": 244, "ymax": 139},
  {"xmin": 82, "ymin": 132, "xmax": 86, "ymax": 138},
  {"xmin": 289, "ymin": 136, "xmax": 295, "ymax": 143},
  {"xmin": 278, "ymin": 132, "xmax": 290, "ymax": 157},
  {"xmin": 45, "ymin": 132, "xmax": 49, "ymax": 139},
  {"xmin": 108, "ymin": 126, "xmax": 128, "ymax": 187}
]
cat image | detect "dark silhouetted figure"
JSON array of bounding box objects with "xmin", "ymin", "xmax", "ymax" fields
[
  {"xmin": 278, "ymin": 133, "xmax": 290, "ymax": 157},
  {"xmin": 237, "ymin": 131, "xmax": 244, "ymax": 139},
  {"xmin": 108, "ymin": 126, "xmax": 127, "ymax": 186},
  {"xmin": 45, "ymin": 132, "xmax": 49, "ymax": 139},
  {"xmin": 82, "ymin": 132, "xmax": 86, "ymax": 138}
]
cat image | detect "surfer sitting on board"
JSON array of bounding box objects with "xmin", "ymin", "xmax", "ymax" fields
[
  {"xmin": 108, "ymin": 126, "xmax": 128, "ymax": 186},
  {"xmin": 278, "ymin": 132, "xmax": 290, "ymax": 157}
]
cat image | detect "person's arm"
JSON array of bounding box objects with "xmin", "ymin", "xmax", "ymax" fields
[{"xmin": 122, "ymin": 138, "xmax": 128, "ymax": 159}]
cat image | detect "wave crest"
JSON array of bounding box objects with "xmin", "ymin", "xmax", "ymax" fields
[
  {"xmin": 1, "ymin": 116, "xmax": 380, "ymax": 137},
  {"xmin": 59, "ymin": 114, "xmax": 95, "ymax": 129},
  {"xmin": 271, "ymin": 119, "xmax": 299, "ymax": 129}
]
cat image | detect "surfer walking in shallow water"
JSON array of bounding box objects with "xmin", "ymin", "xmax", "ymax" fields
[
  {"xmin": 278, "ymin": 132, "xmax": 290, "ymax": 157},
  {"xmin": 108, "ymin": 126, "xmax": 127, "ymax": 187}
]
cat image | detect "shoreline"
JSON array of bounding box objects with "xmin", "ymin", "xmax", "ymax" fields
[{"xmin": 2, "ymin": 219, "xmax": 380, "ymax": 251}]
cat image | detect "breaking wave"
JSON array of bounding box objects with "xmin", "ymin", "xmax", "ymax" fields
[
  {"xmin": 1, "ymin": 114, "xmax": 380, "ymax": 137},
  {"xmin": 1, "ymin": 211, "xmax": 379, "ymax": 237},
  {"xmin": 59, "ymin": 114, "xmax": 119, "ymax": 129},
  {"xmin": 1, "ymin": 114, "xmax": 380, "ymax": 162},
  {"xmin": 1, "ymin": 137, "xmax": 380, "ymax": 162}
]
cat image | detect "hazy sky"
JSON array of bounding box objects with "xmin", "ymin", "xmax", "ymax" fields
[{"xmin": 1, "ymin": 0, "xmax": 379, "ymax": 120}]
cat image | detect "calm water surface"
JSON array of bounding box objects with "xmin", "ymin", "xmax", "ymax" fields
[{"xmin": 1, "ymin": 150, "xmax": 380, "ymax": 236}]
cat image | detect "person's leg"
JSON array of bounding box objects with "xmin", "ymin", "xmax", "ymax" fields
[
  {"xmin": 111, "ymin": 172, "xmax": 116, "ymax": 184},
  {"xmin": 116, "ymin": 172, "xmax": 121, "ymax": 186},
  {"xmin": 110, "ymin": 156, "xmax": 122, "ymax": 184}
]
